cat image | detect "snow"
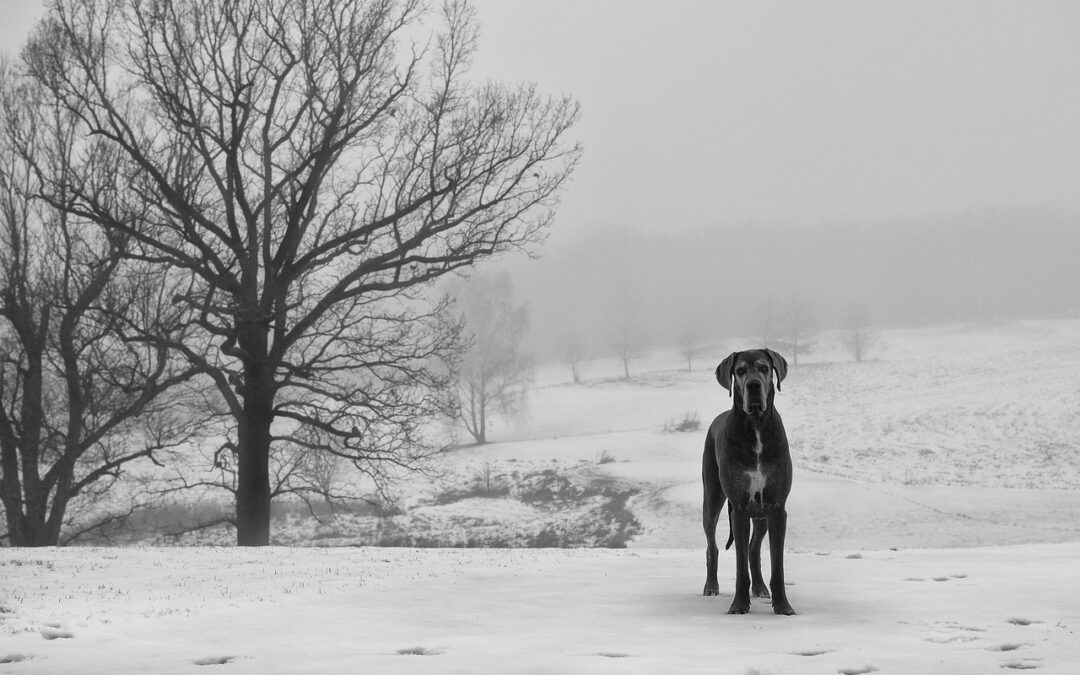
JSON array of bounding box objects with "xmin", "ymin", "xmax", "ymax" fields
[
  {"xmin": 3, "ymin": 319, "xmax": 1080, "ymax": 673},
  {"xmin": 2, "ymin": 545, "xmax": 1078, "ymax": 673}
]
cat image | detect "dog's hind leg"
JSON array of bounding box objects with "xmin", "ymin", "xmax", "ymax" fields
[
  {"xmin": 749, "ymin": 519, "xmax": 771, "ymax": 598},
  {"xmin": 702, "ymin": 435, "xmax": 724, "ymax": 597}
]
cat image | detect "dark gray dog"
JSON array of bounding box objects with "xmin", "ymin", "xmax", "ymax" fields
[{"xmin": 701, "ymin": 349, "xmax": 795, "ymax": 615}]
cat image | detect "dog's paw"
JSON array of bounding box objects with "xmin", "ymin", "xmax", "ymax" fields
[
  {"xmin": 752, "ymin": 582, "xmax": 771, "ymax": 599},
  {"xmin": 772, "ymin": 600, "xmax": 797, "ymax": 616},
  {"xmin": 726, "ymin": 600, "xmax": 751, "ymax": 614},
  {"xmin": 703, "ymin": 581, "xmax": 720, "ymax": 596}
]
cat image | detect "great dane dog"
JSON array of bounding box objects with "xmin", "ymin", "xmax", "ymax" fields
[{"xmin": 701, "ymin": 349, "xmax": 795, "ymax": 615}]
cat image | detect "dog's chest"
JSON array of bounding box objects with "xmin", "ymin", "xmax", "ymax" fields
[{"xmin": 745, "ymin": 430, "xmax": 767, "ymax": 495}]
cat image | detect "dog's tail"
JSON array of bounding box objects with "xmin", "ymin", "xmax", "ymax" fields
[{"xmin": 724, "ymin": 505, "xmax": 734, "ymax": 550}]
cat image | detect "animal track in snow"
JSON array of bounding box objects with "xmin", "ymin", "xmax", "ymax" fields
[
  {"xmin": 396, "ymin": 646, "xmax": 445, "ymax": 656},
  {"xmin": 988, "ymin": 643, "xmax": 1028, "ymax": 652},
  {"xmin": 192, "ymin": 656, "xmax": 235, "ymax": 666},
  {"xmin": 594, "ymin": 652, "xmax": 631, "ymax": 658},
  {"xmin": 1000, "ymin": 661, "xmax": 1040, "ymax": 670},
  {"xmin": 0, "ymin": 653, "xmax": 35, "ymax": 664},
  {"xmin": 40, "ymin": 627, "xmax": 74, "ymax": 640},
  {"xmin": 791, "ymin": 648, "xmax": 833, "ymax": 656},
  {"xmin": 1006, "ymin": 618, "xmax": 1041, "ymax": 626},
  {"xmin": 837, "ymin": 666, "xmax": 878, "ymax": 675}
]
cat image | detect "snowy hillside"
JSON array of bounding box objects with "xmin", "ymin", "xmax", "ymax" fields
[
  {"xmin": 437, "ymin": 319, "xmax": 1080, "ymax": 552},
  {"xmin": 134, "ymin": 319, "xmax": 1079, "ymax": 550},
  {"xmin": 2, "ymin": 319, "xmax": 1080, "ymax": 673}
]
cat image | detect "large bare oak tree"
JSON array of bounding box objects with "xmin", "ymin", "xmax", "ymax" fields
[{"xmin": 24, "ymin": 0, "xmax": 580, "ymax": 545}]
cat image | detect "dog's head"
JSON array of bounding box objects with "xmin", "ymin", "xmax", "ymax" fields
[{"xmin": 716, "ymin": 349, "xmax": 788, "ymax": 417}]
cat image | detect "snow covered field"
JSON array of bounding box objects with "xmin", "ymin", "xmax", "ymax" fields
[
  {"xmin": 3, "ymin": 544, "xmax": 1079, "ymax": 674},
  {"xmin": 3, "ymin": 320, "xmax": 1080, "ymax": 673}
]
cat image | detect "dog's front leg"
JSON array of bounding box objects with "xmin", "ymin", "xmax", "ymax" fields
[
  {"xmin": 727, "ymin": 509, "xmax": 752, "ymax": 614},
  {"xmin": 767, "ymin": 508, "xmax": 796, "ymax": 615},
  {"xmin": 749, "ymin": 519, "xmax": 770, "ymax": 598}
]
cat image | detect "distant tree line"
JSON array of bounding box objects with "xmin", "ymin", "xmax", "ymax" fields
[{"xmin": 501, "ymin": 213, "xmax": 1080, "ymax": 362}]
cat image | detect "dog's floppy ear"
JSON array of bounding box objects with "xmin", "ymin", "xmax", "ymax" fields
[
  {"xmin": 715, "ymin": 352, "xmax": 739, "ymax": 397},
  {"xmin": 764, "ymin": 349, "xmax": 788, "ymax": 392}
]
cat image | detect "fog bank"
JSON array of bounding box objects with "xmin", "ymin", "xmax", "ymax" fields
[{"xmin": 493, "ymin": 208, "xmax": 1080, "ymax": 359}]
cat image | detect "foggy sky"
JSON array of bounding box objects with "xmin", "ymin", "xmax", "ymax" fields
[
  {"xmin": 5, "ymin": 2, "xmax": 1078, "ymax": 230},
  {"xmin": 464, "ymin": 1, "xmax": 1080, "ymax": 357},
  {"xmin": 0, "ymin": 1, "xmax": 44, "ymax": 55},
  {"xmin": 4, "ymin": 2, "xmax": 1079, "ymax": 358},
  {"xmin": 468, "ymin": 0, "xmax": 1080, "ymax": 235}
]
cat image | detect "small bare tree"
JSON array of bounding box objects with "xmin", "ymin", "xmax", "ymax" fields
[
  {"xmin": 557, "ymin": 328, "xmax": 586, "ymax": 384},
  {"xmin": 842, "ymin": 303, "xmax": 878, "ymax": 363},
  {"xmin": 0, "ymin": 62, "xmax": 201, "ymax": 546},
  {"xmin": 677, "ymin": 324, "xmax": 705, "ymax": 372},
  {"xmin": 454, "ymin": 271, "xmax": 533, "ymax": 445},
  {"xmin": 610, "ymin": 290, "xmax": 647, "ymax": 380},
  {"xmin": 775, "ymin": 297, "xmax": 817, "ymax": 366},
  {"xmin": 26, "ymin": 0, "xmax": 580, "ymax": 545}
]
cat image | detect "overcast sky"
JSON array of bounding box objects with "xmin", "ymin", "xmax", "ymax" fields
[
  {"xmin": 0, "ymin": 1, "xmax": 44, "ymax": 52},
  {"xmin": 467, "ymin": 1, "xmax": 1080, "ymax": 236},
  {"xmin": 3, "ymin": 1, "xmax": 1078, "ymax": 235}
]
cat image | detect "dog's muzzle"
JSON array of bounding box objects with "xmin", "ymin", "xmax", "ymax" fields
[{"xmin": 743, "ymin": 380, "xmax": 768, "ymax": 415}]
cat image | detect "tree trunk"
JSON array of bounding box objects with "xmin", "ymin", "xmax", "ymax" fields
[
  {"xmin": 3, "ymin": 337, "xmax": 61, "ymax": 547},
  {"xmin": 234, "ymin": 325, "xmax": 275, "ymax": 546},
  {"xmin": 236, "ymin": 389, "xmax": 273, "ymax": 546},
  {"xmin": 3, "ymin": 484, "xmax": 59, "ymax": 546},
  {"xmin": 0, "ymin": 436, "xmax": 24, "ymax": 542},
  {"xmin": 476, "ymin": 390, "xmax": 487, "ymax": 445},
  {"xmin": 7, "ymin": 515, "xmax": 55, "ymax": 546}
]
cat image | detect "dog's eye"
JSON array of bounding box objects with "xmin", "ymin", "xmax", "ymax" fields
[{"xmin": 735, "ymin": 367, "xmax": 746, "ymax": 376}]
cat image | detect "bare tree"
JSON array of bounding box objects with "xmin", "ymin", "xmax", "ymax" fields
[
  {"xmin": 774, "ymin": 297, "xmax": 816, "ymax": 366},
  {"xmin": 677, "ymin": 323, "xmax": 705, "ymax": 372},
  {"xmin": 0, "ymin": 62, "xmax": 201, "ymax": 546},
  {"xmin": 25, "ymin": 0, "xmax": 580, "ymax": 545},
  {"xmin": 610, "ymin": 290, "xmax": 647, "ymax": 379},
  {"xmin": 557, "ymin": 328, "xmax": 586, "ymax": 384},
  {"xmin": 454, "ymin": 271, "xmax": 533, "ymax": 445},
  {"xmin": 842, "ymin": 303, "xmax": 878, "ymax": 363}
]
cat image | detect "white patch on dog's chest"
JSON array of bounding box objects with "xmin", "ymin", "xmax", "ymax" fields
[
  {"xmin": 745, "ymin": 430, "xmax": 767, "ymax": 495},
  {"xmin": 746, "ymin": 468, "xmax": 767, "ymax": 494}
]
